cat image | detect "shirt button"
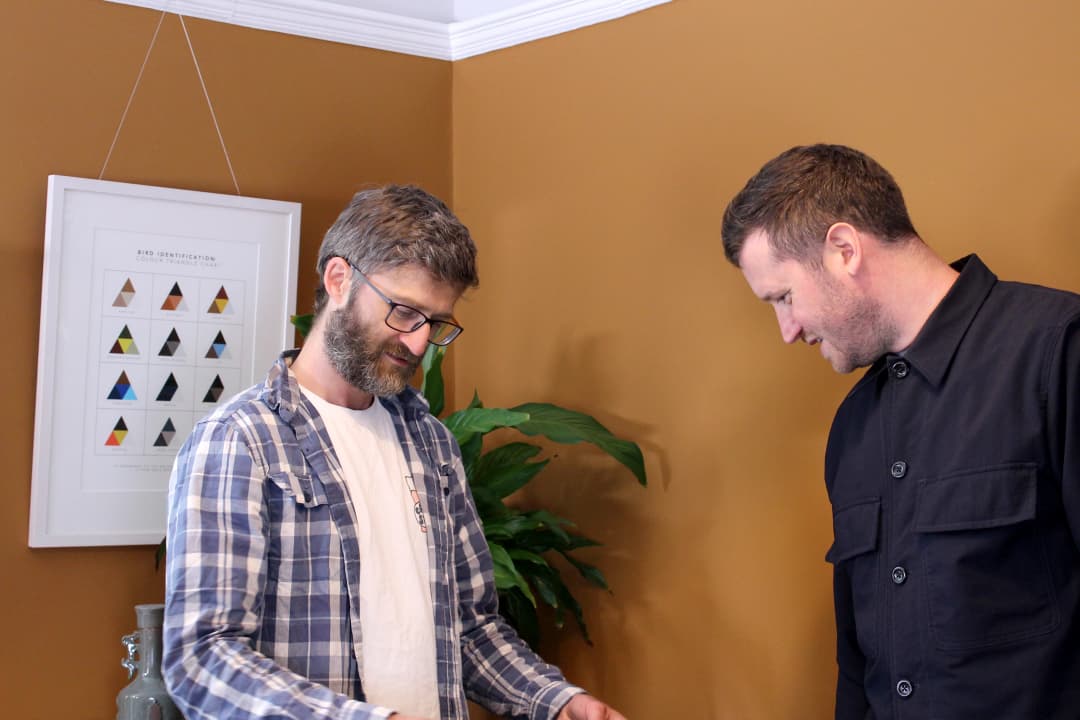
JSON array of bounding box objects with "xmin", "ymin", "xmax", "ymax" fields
[
  {"xmin": 892, "ymin": 566, "xmax": 907, "ymax": 585},
  {"xmin": 897, "ymin": 679, "xmax": 913, "ymax": 698},
  {"xmin": 891, "ymin": 360, "xmax": 909, "ymax": 379},
  {"xmin": 890, "ymin": 460, "xmax": 908, "ymax": 478}
]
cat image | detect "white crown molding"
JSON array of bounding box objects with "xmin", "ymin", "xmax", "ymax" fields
[
  {"xmin": 105, "ymin": 0, "xmax": 672, "ymax": 60},
  {"xmin": 450, "ymin": 0, "xmax": 670, "ymax": 60}
]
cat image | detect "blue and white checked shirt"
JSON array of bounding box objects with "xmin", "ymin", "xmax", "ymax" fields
[{"xmin": 163, "ymin": 352, "xmax": 583, "ymax": 719}]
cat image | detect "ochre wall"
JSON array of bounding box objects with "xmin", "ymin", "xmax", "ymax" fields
[
  {"xmin": 1, "ymin": 2, "xmax": 450, "ymax": 716},
  {"xmin": 451, "ymin": 1, "xmax": 1080, "ymax": 717},
  {"xmin": 5, "ymin": 0, "xmax": 1080, "ymax": 718}
]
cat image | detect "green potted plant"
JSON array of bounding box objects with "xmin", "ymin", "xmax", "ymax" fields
[{"xmin": 417, "ymin": 344, "xmax": 646, "ymax": 647}]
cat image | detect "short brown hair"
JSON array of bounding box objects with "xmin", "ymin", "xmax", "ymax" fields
[
  {"xmin": 721, "ymin": 144, "xmax": 918, "ymax": 267},
  {"xmin": 313, "ymin": 185, "xmax": 479, "ymax": 316}
]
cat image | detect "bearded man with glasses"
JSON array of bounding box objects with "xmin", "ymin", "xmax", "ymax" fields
[{"xmin": 163, "ymin": 185, "xmax": 625, "ymax": 720}]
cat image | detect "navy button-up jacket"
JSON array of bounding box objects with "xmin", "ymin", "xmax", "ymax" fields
[{"xmin": 826, "ymin": 255, "xmax": 1080, "ymax": 719}]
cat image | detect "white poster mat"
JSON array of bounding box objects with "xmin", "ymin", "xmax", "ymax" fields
[{"xmin": 30, "ymin": 176, "xmax": 301, "ymax": 547}]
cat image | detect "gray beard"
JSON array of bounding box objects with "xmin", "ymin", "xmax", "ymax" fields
[{"xmin": 322, "ymin": 302, "xmax": 420, "ymax": 397}]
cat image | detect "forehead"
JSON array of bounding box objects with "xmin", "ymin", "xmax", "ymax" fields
[
  {"xmin": 368, "ymin": 263, "xmax": 462, "ymax": 314},
  {"xmin": 738, "ymin": 229, "xmax": 803, "ymax": 300}
]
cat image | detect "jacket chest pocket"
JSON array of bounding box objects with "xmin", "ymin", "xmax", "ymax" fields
[
  {"xmin": 826, "ymin": 498, "xmax": 882, "ymax": 659},
  {"xmin": 915, "ymin": 463, "xmax": 1059, "ymax": 651}
]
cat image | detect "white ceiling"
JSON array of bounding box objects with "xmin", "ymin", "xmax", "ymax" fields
[{"xmin": 105, "ymin": 0, "xmax": 672, "ymax": 60}]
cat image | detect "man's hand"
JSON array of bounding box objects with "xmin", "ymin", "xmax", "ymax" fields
[{"xmin": 557, "ymin": 693, "xmax": 627, "ymax": 720}]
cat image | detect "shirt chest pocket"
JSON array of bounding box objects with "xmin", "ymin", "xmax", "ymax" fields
[
  {"xmin": 915, "ymin": 463, "xmax": 1060, "ymax": 651},
  {"xmin": 265, "ymin": 470, "xmax": 340, "ymax": 586},
  {"xmin": 826, "ymin": 498, "xmax": 882, "ymax": 659}
]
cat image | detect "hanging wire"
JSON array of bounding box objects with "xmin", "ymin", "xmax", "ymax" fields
[
  {"xmin": 178, "ymin": 13, "xmax": 241, "ymax": 195},
  {"xmin": 99, "ymin": 10, "xmax": 168, "ymax": 180},
  {"xmin": 99, "ymin": 11, "xmax": 241, "ymax": 195}
]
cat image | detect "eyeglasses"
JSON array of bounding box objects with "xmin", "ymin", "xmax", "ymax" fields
[{"xmin": 346, "ymin": 261, "xmax": 464, "ymax": 346}]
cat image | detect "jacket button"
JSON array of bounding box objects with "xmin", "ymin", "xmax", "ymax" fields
[
  {"xmin": 897, "ymin": 679, "xmax": 913, "ymax": 698},
  {"xmin": 891, "ymin": 461, "xmax": 908, "ymax": 478},
  {"xmin": 892, "ymin": 566, "xmax": 907, "ymax": 585},
  {"xmin": 891, "ymin": 360, "xmax": 909, "ymax": 379}
]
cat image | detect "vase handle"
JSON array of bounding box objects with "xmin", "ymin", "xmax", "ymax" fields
[{"xmin": 121, "ymin": 631, "xmax": 138, "ymax": 679}]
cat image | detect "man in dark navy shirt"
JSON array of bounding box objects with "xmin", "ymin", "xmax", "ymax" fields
[{"xmin": 721, "ymin": 144, "xmax": 1080, "ymax": 719}]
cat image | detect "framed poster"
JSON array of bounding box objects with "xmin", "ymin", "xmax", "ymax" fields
[{"xmin": 29, "ymin": 176, "xmax": 301, "ymax": 547}]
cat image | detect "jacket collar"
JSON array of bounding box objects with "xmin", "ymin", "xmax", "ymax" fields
[{"xmin": 875, "ymin": 253, "xmax": 997, "ymax": 389}]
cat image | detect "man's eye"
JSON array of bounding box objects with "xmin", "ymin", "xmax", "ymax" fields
[
  {"xmin": 778, "ymin": 292, "xmax": 792, "ymax": 306},
  {"xmin": 391, "ymin": 305, "xmax": 423, "ymax": 322}
]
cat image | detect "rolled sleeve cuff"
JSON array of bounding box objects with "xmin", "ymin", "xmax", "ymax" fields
[{"xmin": 531, "ymin": 682, "xmax": 585, "ymax": 720}]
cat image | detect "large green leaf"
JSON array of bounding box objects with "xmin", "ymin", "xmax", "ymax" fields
[
  {"xmin": 526, "ymin": 564, "xmax": 562, "ymax": 610},
  {"xmin": 459, "ymin": 432, "xmax": 483, "ymax": 480},
  {"xmin": 471, "ymin": 485, "xmax": 511, "ymax": 521},
  {"xmin": 443, "ymin": 407, "xmax": 530, "ymax": 449},
  {"xmin": 420, "ymin": 345, "xmax": 446, "ymax": 417},
  {"xmin": 472, "ymin": 442, "xmax": 549, "ymax": 499},
  {"xmin": 529, "ymin": 562, "xmax": 592, "ymax": 644},
  {"xmin": 482, "ymin": 510, "xmax": 574, "ymax": 545},
  {"xmin": 510, "ymin": 403, "xmax": 646, "ymax": 486},
  {"xmin": 560, "ymin": 552, "xmax": 609, "ymax": 590},
  {"xmin": 489, "ymin": 541, "xmax": 536, "ymax": 606},
  {"xmin": 521, "ymin": 510, "xmax": 572, "ymax": 544},
  {"xmin": 507, "ymin": 548, "xmax": 550, "ymax": 569},
  {"xmin": 506, "ymin": 527, "xmax": 602, "ymax": 556}
]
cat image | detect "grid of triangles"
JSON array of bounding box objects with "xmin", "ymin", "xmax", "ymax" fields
[{"xmin": 101, "ymin": 273, "xmax": 241, "ymax": 453}]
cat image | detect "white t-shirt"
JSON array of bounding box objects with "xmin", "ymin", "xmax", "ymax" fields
[{"xmin": 301, "ymin": 386, "xmax": 439, "ymax": 718}]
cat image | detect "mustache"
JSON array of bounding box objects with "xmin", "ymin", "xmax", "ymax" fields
[{"xmin": 383, "ymin": 341, "xmax": 422, "ymax": 364}]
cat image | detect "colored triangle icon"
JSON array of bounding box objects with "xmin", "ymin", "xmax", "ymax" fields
[
  {"xmin": 156, "ymin": 373, "xmax": 179, "ymax": 402},
  {"xmin": 109, "ymin": 325, "xmax": 139, "ymax": 355},
  {"xmin": 154, "ymin": 418, "xmax": 177, "ymax": 447},
  {"xmin": 159, "ymin": 328, "xmax": 181, "ymax": 357},
  {"xmin": 203, "ymin": 374, "xmax": 225, "ymax": 403},
  {"xmin": 113, "ymin": 278, "xmax": 136, "ymax": 307},
  {"xmin": 205, "ymin": 330, "xmax": 227, "ymax": 359},
  {"xmin": 161, "ymin": 282, "xmax": 185, "ymax": 311},
  {"xmin": 207, "ymin": 286, "xmax": 229, "ymax": 314},
  {"xmin": 107, "ymin": 370, "xmax": 137, "ymax": 400},
  {"xmin": 105, "ymin": 416, "xmax": 128, "ymax": 446}
]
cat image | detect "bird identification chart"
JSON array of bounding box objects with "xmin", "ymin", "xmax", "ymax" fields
[
  {"xmin": 94, "ymin": 233, "xmax": 250, "ymax": 476},
  {"xmin": 30, "ymin": 176, "xmax": 300, "ymax": 546}
]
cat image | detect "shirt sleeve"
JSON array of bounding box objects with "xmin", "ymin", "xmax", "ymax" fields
[
  {"xmin": 447, "ymin": 451, "xmax": 585, "ymax": 720},
  {"xmin": 162, "ymin": 417, "xmax": 392, "ymax": 720}
]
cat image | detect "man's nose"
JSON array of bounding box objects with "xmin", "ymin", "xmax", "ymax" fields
[
  {"xmin": 399, "ymin": 324, "xmax": 432, "ymax": 357},
  {"xmin": 776, "ymin": 308, "xmax": 802, "ymax": 345}
]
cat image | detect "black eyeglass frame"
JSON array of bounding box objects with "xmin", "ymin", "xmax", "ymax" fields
[{"xmin": 345, "ymin": 260, "xmax": 464, "ymax": 346}]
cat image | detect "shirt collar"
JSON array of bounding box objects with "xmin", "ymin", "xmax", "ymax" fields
[{"xmin": 894, "ymin": 253, "xmax": 997, "ymax": 388}]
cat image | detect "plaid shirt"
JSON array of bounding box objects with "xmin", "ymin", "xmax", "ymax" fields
[{"xmin": 164, "ymin": 351, "xmax": 582, "ymax": 719}]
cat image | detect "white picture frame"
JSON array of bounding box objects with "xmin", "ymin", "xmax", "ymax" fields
[{"xmin": 29, "ymin": 176, "xmax": 301, "ymax": 547}]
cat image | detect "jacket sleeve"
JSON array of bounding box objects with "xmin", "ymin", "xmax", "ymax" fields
[
  {"xmin": 447, "ymin": 449, "xmax": 584, "ymax": 720},
  {"xmin": 1048, "ymin": 314, "xmax": 1080, "ymax": 551},
  {"xmin": 832, "ymin": 563, "xmax": 871, "ymax": 720},
  {"xmin": 162, "ymin": 417, "xmax": 391, "ymax": 720}
]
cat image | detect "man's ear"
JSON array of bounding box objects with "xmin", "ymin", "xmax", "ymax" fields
[
  {"xmin": 823, "ymin": 222, "xmax": 863, "ymax": 277},
  {"xmin": 322, "ymin": 257, "xmax": 353, "ymax": 308}
]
